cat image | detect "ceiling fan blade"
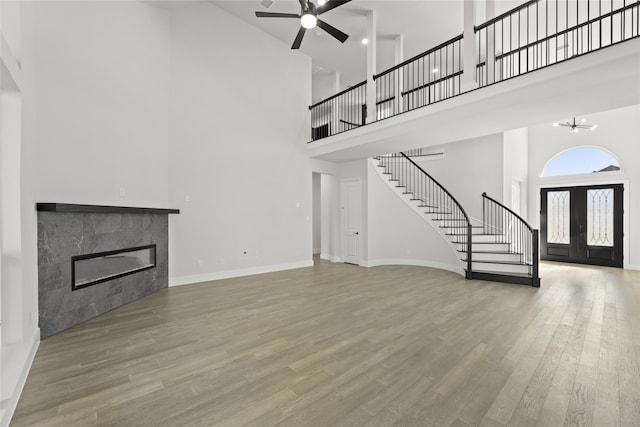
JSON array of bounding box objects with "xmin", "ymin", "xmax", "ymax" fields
[
  {"xmin": 317, "ymin": 19, "xmax": 349, "ymax": 43},
  {"xmin": 255, "ymin": 11, "xmax": 300, "ymax": 18},
  {"xmin": 317, "ymin": 0, "xmax": 352, "ymax": 15},
  {"xmin": 292, "ymin": 26, "xmax": 306, "ymax": 49}
]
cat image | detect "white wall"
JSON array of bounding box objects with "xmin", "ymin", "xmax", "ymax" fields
[
  {"xmin": 367, "ymin": 160, "xmax": 461, "ymax": 271},
  {"xmin": 312, "ymin": 72, "xmax": 336, "ymax": 105},
  {"xmin": 312, "ymin": 172, "xmax": 321, "ymax": 253},
  {"xmin": 320, "ymin": 173, "xmax": 335, "ymax": 260},
  {"xmin": 528, "ymin": 104, "xmax": 640, "ymax": 269},
  {"xmin": 23, "ymin": 1, "xmax": 170, "ymax": 207},
  {"xmin": 1, "ymin": 2, "xmax": 29, "ymax": 424},
  {"xmin": 503, "ymin": 128, "xmax": 529, "ymax": 218},
  {"xmin": 168, "ymin": 3, "xmax": 313, "ymax": 285},
  {"xmin": 416, "ymin": 133, "xmax": 504, "ymax": 220}
]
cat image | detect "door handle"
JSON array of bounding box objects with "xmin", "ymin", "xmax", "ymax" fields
[{"xmin": 354, "ymin": 232, "xmax": 359, "ymax": 235}]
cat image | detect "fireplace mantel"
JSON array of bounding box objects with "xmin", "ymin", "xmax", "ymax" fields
[{"xmin": 36, "ymin": 203, "xmax": 179, "ymax": 215}]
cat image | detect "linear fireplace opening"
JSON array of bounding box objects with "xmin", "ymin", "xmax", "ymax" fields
[{"xmin": 71, "ymin": 244, "xmax": 157, "ymax": 290}]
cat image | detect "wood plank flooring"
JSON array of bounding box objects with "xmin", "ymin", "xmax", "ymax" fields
[{"xmin": 11, "ymin": 259, "xmax": 640, "ymax": 426}]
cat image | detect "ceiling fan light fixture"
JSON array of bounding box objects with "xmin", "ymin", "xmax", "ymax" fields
[
  {"xmin": 301, "ymin": 13, "xmax": 317, "ymax": 29},
  {"xmin": 317, "ymin": 0, "xmax": 327, "ymax": 5},
  {"xmin": 553, "ymin": 117, "xmax": 597, "ymax": 133}
]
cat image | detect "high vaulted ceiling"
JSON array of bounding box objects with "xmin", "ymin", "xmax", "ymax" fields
[{"xmin": 212, "ymin": 1, "xmax": 524, "ymax": 101}]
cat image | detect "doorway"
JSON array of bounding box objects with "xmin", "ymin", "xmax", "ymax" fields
[
  {"xmin": 540, "ymin": 184, "xmax": 623, "ymax": 267},
  {"xmin": 342, "ymin": 178, "xmax": 362, "ymax": 265}
]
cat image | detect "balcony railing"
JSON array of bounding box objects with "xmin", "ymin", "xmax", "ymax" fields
[
  {"xmin": 475, "ymin": 0, "xmax": 640, "ymax": 86},
  {"xmin": 373, "ymin": 34, "xmax": 464, "ymax": 122},
  {"xmin": 309, "ymin": 80, "xmax": 366, "ymax": 141},
  {"xmin": 308, "ymin": 0, "xmax": 639, "ymax": 142}
]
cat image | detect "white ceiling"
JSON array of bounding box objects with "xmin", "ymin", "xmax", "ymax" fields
[
  {"xmin": 210, "ymin": 1, "xmax": 516, "ymax": 93},
  {"xmin": 212, "ymin": 1, "xmax": 465, "ymax": 88}
]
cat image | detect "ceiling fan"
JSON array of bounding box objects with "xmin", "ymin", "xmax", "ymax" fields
[
  {"xmin": 255, "ymin": 0, "xmax": 351, "ymax": 49},
  {"xmin": 553, "ymin": 117, "xmax": 598, "ymax": 133}
]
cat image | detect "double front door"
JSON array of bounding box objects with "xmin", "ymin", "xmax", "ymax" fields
[{"xmin": 541, "ymin": 184, "xmax": 623, "ymax": 267}]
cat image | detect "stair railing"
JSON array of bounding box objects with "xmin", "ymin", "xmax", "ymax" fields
[
  {"xmin": 376, "ymin": 152, "xmax": 473, "ymax": 278},
  {"xmin": 482, "ymin": 192, "xmax": 540, "ymax": 286}
]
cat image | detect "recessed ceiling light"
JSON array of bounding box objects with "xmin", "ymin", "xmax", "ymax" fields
[
  {"xmin": 361, "ymin": 38, "xmax": 369, "ymax": 45},
  {"xmin": 317, "ymin": 0, "xmax": 327, "ymax": 5},
  {"xmin": 432, "ymin": 68, "xmax": 439, "ymax": 74}
]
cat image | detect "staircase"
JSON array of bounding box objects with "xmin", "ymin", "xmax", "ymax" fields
[{"xmin": 375, "ymin": 153, "xmax": 540, "ymax": 287}]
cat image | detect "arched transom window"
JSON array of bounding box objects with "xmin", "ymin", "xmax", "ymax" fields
[{"xmin": 543, "ymin": 147, "xmax": 620, "ymax": 177}]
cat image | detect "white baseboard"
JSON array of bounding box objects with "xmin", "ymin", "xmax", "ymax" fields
[
  {"xmin": 169, "ymin": 260, "xmax": 314, "ymax": 287},
  {"xmin": 330, "ymin": 256, "xmax": 343, "ymax": 263},
  {"xmin": 320, "ymin": 253, "xmax": 331, "ymax": 261},
  {"xmin": 1, "ymin": 328, "xmax": 40, "ymax": 427},
  {"xmin": 361, "ymin": 258, "xmax": 464, "ymax": 276},
  {"xmin": 625, "ymin": 264, "xmax": 640, "ymax": 271}
]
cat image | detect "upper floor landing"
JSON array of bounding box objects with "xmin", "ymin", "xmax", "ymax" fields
[{"xmin": 307, "ymin": 0, "xmax": 640, "ymax": 162}]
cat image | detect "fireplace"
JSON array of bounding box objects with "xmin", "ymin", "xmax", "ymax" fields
[
  {"xmin": 37, "ymin": 203, "xmax": 178, "ymax": 338},
  {"xmin": 72, "ymin": 244, "xmax": 157, "ymax": 290}
]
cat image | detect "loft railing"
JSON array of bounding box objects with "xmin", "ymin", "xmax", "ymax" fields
[
  {"xmin": 309, "ymin": 80, "xmax": 366, "ymax": 141},
  {"xmin": 308, "ymin": 0, "xmax": 640, "ymax": 142},
  {"xmin": 475, "ymin": 0, "xmax": 640, "ymax": 86},
  {"xmin": 376, "ymin": 152, "xmax": 473, "ymax": 277},
  {"xmin": 373, "ymin": 34, "xmax": 464, "ymax": 121},
  {"xmin": 482, "ymin": 192, "xmax": 540, "ymax": 286}
]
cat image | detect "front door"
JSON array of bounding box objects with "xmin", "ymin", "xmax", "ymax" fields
[
  {"xmin": 540, "ymin": 184, "xmax": 623, "ymax": 267},
  {"xmin": 342, "ymin": 178, "xmax": 362, "ymax": 265}
]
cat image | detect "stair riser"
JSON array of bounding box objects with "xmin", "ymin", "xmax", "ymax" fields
[
  {"xmin": 459, "ymin": 243, "xmax": 511, "ymax": 252},
  {"xmin": 471, "ymin": 235, "xmax": 507, "ymax": 243},
  {"xmin": 472, "ymin": 262, "xmax": 531, "ymax": 274},
  {"xmin": 444, "ymin": 227, "xmax": 485, "ymax": 235},
  {"xmin": 470, "ymin": 252, "xmax": 523, "ymax": 263}
]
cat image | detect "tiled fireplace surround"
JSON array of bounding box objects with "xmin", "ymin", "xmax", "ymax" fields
[{"xmin": 36, "ymin": 204, "xmax": 178, "ymax": 339}]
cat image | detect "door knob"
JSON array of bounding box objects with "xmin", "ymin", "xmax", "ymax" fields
[{"xmin": 354, "ymin": 232, "xmax": 359, "ymax": 235}]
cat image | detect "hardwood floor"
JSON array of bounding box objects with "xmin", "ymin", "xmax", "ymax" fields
[{"xmin": 11, "ymin": 258, "xmax": 640, "ymax": 426}]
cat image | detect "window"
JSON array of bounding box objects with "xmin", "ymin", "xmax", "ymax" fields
[{"xmin": 543, "ymin": 147, "xmax": 620, "ymax": 177}]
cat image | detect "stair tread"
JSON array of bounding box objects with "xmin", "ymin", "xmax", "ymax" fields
[
  {"xmin": 457, "ymin": 250, "xmax": 523, "ymax": 255},
  {"xmin": 463, "ymin": 259, "xmax": 532, "ymax": 266},
  {"xmin": 453, "ymin": 241, "xmax": 509, "ymax": 244},
  {"xmin": 447, "ymin": 233, "xmax": 502, "ymax": 236}
]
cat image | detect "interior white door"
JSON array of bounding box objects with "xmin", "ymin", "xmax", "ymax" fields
[{"xmin": 342, "ymin": 178, "xmax": 362, "ymax": 265}]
